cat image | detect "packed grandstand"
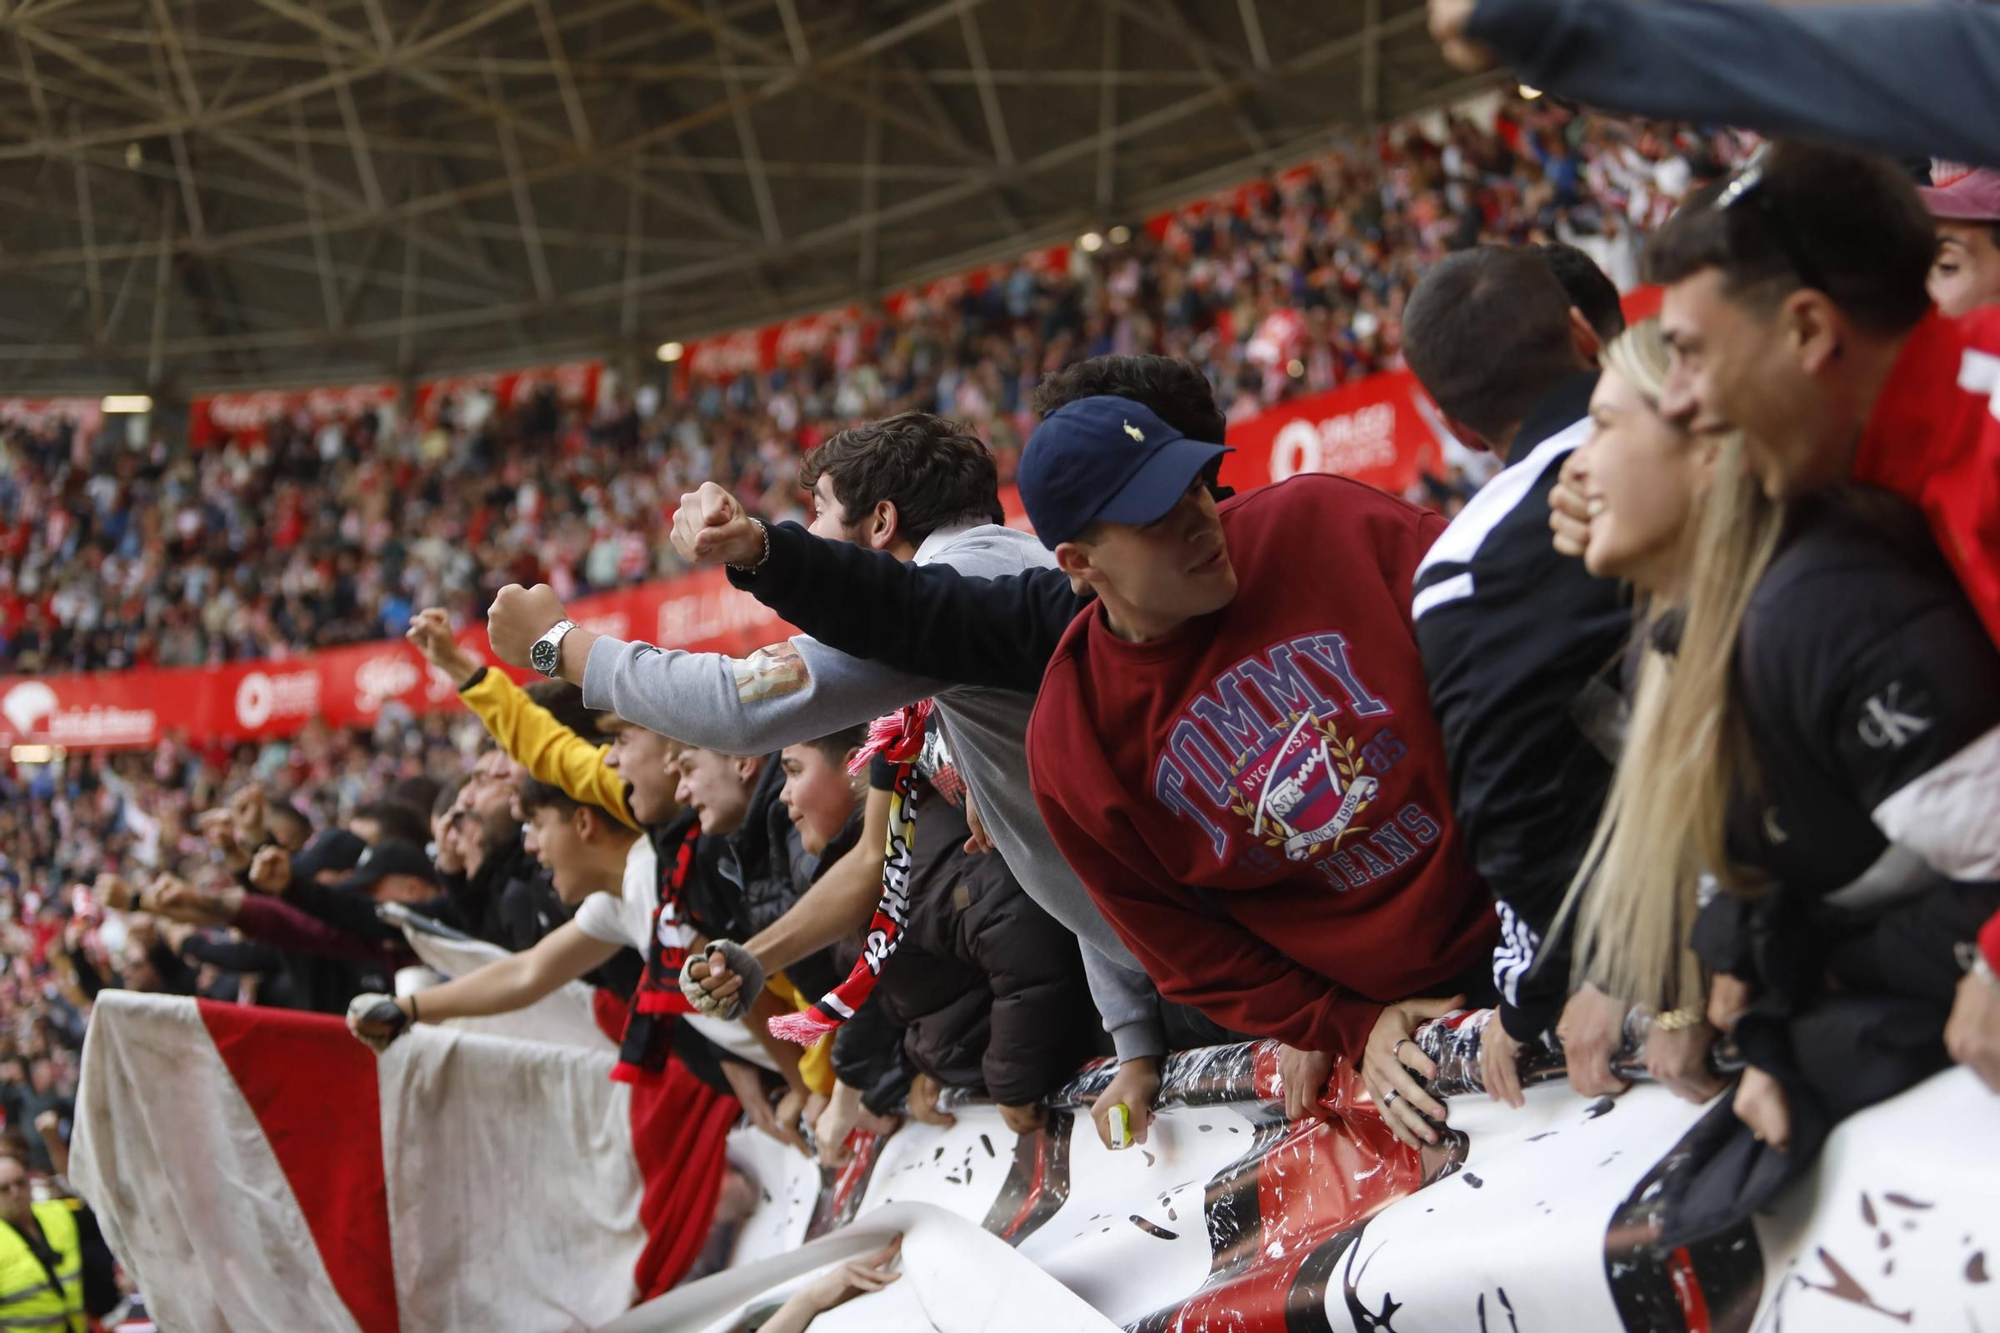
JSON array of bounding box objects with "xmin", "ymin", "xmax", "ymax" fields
[{"xmin": 1, "ymin": 1, "xmax": 1998, "ymax": 1330}]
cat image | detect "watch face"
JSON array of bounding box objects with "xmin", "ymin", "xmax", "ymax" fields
[{"xmin": 530, "ymin": 637, "xmax": 558, "ymax": 674}]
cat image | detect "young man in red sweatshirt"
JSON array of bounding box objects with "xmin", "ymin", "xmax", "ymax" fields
[{"xmin": 1015, "ymin": 395, "xmax": 1497, "ymax": 1149}]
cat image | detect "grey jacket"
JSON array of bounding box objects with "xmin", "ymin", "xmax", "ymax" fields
[
  {"xmin": 1468, "ymin": 0, "xmax": 2000, "ymax": 170},
  {"xmin": 582, "ymin": 523, "xmax": 1167, "ymax": 1061}
]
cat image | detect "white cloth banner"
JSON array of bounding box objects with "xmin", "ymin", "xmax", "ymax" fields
[
  {"xmin": 72, "ymin": 992, "xmax": 650, "ymax": 1333},
  {"xmin": 399, "ymin": 923, "xmax": 613, "ymax": 1052}
]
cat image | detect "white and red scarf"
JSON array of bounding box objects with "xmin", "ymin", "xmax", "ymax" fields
[{"xmin": 767, "ymin": 700, "xmax": 932, "ymax": 1044}]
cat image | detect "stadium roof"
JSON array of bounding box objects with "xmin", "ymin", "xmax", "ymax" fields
[{"xmin": 0, "ymin": 0, "xmax": 1490, "ymax": 395}]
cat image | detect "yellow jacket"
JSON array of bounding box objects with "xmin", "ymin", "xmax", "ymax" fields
[
  {"xmin": 456, "ymin": 669, "xmax": 833, "ymax": 1093},
  {"xmin": 0, "ymin": 1200, "xmax": 85, "ymax": 1333},
  {"xmin": 460, "ymin": 668, "xmax": 637, "ymax": 830}
]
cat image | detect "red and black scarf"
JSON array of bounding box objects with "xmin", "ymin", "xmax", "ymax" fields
[
  {"xmin": 611, "ymin": 825, "xmax": 700, "ymax": 1083},
  {"xmin": 768, "ymin": 700, "xmax": 932, "ymax": 1045}
]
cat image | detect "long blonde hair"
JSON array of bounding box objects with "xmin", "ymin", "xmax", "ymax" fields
[{"xmin": 1560, "ymin": 322, "xmax": 1786, "ymax": 1012}]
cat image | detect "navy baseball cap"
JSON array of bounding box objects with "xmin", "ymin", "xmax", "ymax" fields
[{"xmin": 1018, "ymin": 395, "xmax": 1231, "ymax": 549}]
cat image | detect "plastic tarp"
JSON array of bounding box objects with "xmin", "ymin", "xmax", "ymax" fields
[{"xmin": 650, "ymin": 1039, "xmax": 1999, "ymax": 1332}]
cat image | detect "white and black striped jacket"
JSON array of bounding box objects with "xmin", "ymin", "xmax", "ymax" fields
[{"xmin": 1412, "ymin": 374, "xmax": 1634, "ymax": 1042}]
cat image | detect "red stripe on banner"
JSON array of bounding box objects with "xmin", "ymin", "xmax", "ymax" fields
[
  {"xmin": 198, "ymin": 1002, "xmax": 401, "ymax": 1333},
  {"xmin": 590, "ymin": 987, "xmax": 742, "ymax": 1299},
  {"xmin": 1666, "ymin": 1245, "xmax": 1714, "ymax": 1333},
  {"xmin": 627, "ymin": 1055, "xmax": 740, "ymax": 1299}
]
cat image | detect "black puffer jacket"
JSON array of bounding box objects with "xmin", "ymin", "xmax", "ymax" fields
[
  {"xmin": 834, "ymin": 744, "xmax": 1094, "ymax": 1114},
  {"xmin": 1661, "ymin": 498, "xmax": 2000, "ymax": 1247}
]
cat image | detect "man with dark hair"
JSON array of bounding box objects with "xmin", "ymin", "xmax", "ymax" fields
[
  {"xmin": 483, "ymin": 406, "xmax": 1177, "ymax": 1150},
  {"xmin": 1641, "ymin": 139, "xmax": 2000, "ymax": 643},
  {"xmin": 1404, "ymin": 246, "xmax": 1671, "ymax": 1105},
  {"xmin": 1032, "ymin": 354, "xmax": 1227, "ymax": 444},
  {"xmin": 1536, "ymin": 241, "xmax": 1627, "ymax": 345},
  {"xmin": 796, "ymin": 412, "xmax": 1005, "ymax": 540},
  {"xmin": 348, "ymin": 800, "xmax": 430, "ymax": 850},
  {"xmin": 1404, "ymin": 247, "xmax": 1601, "ymax": 450},
  {"xmin": 263, "ymin": 802, "xmax": 312, "ymax": 853}
]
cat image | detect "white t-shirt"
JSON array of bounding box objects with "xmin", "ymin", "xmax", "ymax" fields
[{"xmin": 574, "ymin": 838, "xmax": 776, "ymax": 1071}]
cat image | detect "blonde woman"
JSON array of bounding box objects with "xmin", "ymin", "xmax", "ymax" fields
[
  {"xmin": 1563, "ymin": 321, "xmax": 2000, "ymax": 1243},
  {"xmin": 1511, "ymin": 319, "xmax": 1750, "ymax": 1108}
]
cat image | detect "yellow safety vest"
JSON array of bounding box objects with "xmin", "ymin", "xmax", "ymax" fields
[{"xmin": 0, "ymin": 1201, "xmax": 85, "ymax": 1333}]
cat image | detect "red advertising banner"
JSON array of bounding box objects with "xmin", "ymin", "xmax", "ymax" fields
[
  {"xmin": 0, "ymin": 568, "xmax": 790, "ymax": 752},
  {"xmin": 187, "ymin": 361, "xmax": 604, "ymax": 448},
  {"xmin": 0, "ymin": 397, "xmax": 104, "ymax": 438},
  {"xmin": 1216, "ymin": 368, "xmax": 1449, "ymax": 498}
]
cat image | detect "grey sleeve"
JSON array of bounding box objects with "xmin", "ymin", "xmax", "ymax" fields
[
  {"xmin": 1082, "ymin": 942, "xmax": 1167, "ymax": 1064},
  {"xmin": 1470, "ymin": 0, "xmax": 2000, "ymax": 170},
  {"xmin": 582, "ymin": 632, "xmax": 943, "ymax": 754}
]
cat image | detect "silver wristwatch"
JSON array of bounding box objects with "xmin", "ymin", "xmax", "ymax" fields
[{"xmin": 529, "ymin": 618, "xmax": 578, "ymax": 677}]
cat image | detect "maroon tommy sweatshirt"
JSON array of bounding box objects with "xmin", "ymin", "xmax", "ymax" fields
[{"xmin": 1026, "ymin": 473, "xmax": 1498, "ymax": 1059}]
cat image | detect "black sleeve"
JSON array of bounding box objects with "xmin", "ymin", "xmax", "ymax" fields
[
  {"xmin": 1468, "ymin": 0, "xmax": 2000, "ymax": 169},
  {"xmin": 831, "ymin": 997, "xmax": 911, "ymax": 1118},
  {"xmin": 282, "ymin": 880, "xmax": 402, "ymax": 943},
  {"xmin": 65, "ymin": 947, "xmax": 108, "ymax": 1001},
  {"xmin": 668, "ymin": 1021, "xmax": 751, "ymax": 1099},
  {"xmin": 727, "ymin": 521, "xmax": 1085, "ymax": 692},
  {"xmin": 1748, "ymin": 552, "xmax": 2000, "ymax": 881},
  {"xmin": 1413, "ymin": 446, "xmax": 1629, "ymax": 1044},
  {"xmin": 179, "ymin": 933, "xmax": 288, "ymax": 975},
  {"xmin": 1816, "ymin": 599, "xmax": 2000, "ymax": 825},
  {"xmin": 147, "ymin": 942, "xmax": 200, "ymax": 997},
  {"xmin": 74, "ymin": 1206, "xmax": 119, "ymax": 1318}
]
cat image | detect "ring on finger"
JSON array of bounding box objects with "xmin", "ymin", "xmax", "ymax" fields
[
  {"xmin": 1383, "ymin": 1088, "xmax": 1401, "ymax": 1109},
  {"xmin": 1392, "ymin": 1037, "xmax": 1415, "ymax": 1064}
]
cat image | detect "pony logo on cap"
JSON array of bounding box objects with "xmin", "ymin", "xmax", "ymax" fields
[{"xmin": 1123, "ymin": 419, "xmax": 1146, "ymax": 442}]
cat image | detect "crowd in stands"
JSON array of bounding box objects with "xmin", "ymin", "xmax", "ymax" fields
[
  {"xmin": 4, "ymin": 18, "xmax": 2000, "ymax": 1319},
  {"xmin": 0, "ymin": 93, "xmax": 1734, "ymax": 675}
]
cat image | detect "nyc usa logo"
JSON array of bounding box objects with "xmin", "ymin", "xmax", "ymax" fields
[{"xmin": 1232, "ymin": 711, "xmax": 1379, "ymax": 862}]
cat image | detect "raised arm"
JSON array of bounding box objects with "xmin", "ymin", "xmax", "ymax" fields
[
  {"xmin": 347, "ymin": 920, "xmax": 622, "ymax": 1048},
  {"xmin": 678, "ymin": 479, "xmax": 1080, "ymax": 691},
  {"xmin": 410, "ymin": 608, "xmax": 639, "ymax": 829},
  {"xmin": 725, "ymin": 523, "xmax": 1080, "ymax": 692},
  {"xmin": 1437, "ymin": 0, "xmax": 2000, "ymax": 169}
]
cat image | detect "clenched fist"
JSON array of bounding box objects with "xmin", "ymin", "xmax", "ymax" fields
[
  {"xmin": 486, "ymin": 583, "xmax": 568, "ymax": 669},
  {"xmin": 248, "ymin": 844, "xmax": 292, "ymax": 895},
  {"xmin": 347, "ymin": 992, "xmax": 414, "ymax": 1053},
  {"xmin": 671, "ymin": 482, "xmax": 766, "ymax": 568},
  {"xmin": 407, "ymin": 607, "xmax": 481, "ymax": 686},
  {"xmin": 95, "ymin": 872, "xmax": 136, "ymax": 914}
]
